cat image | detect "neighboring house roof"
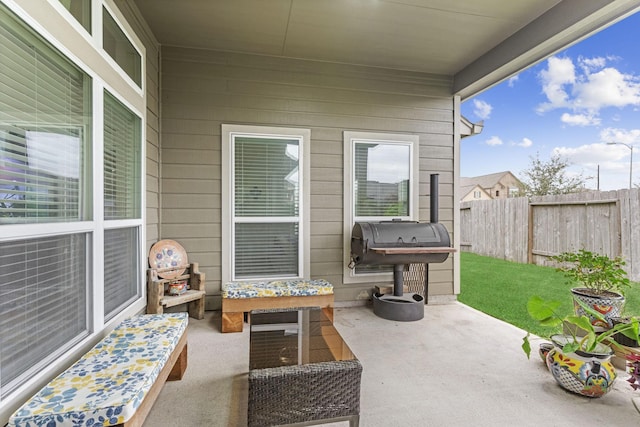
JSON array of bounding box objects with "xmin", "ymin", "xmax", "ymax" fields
[
  {"xmin": 461, "ymin": 171, "xmax": 522, "ymax": 191},
  {"xmin": 460, "ymin": 183, "xmax": 492, "ymax": 201},
  {"xmin": 132, "ymin": 0, "xmax": 640, "ymax": 100}
]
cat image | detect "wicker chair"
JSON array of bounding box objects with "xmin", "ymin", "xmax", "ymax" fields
[{"xmin": 248, "ymin": 359, "xmax": 363, "ymax": 427}]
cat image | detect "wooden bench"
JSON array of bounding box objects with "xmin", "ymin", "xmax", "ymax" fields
[
  {"xmin": 8, "ymin": 313, "xmax": 189, "ymax": 427},
  {"xmin": 221, "ymin": 279, "xmax": 334, "ymax": 333}
]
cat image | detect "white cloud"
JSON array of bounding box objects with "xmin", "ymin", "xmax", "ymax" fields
[
  {"xmin": 473, "ymin": 99, "xmax": 492, "ymax": 120},
  {"xmin": 485, "ymin": 136, "xmax": 503, "ymax": 146},
  {"xmin": 552, "ymin": 143, "xmax": 632, "ymax": 181},
  {"xmin": 508, "ymin": 75, "xmax": 519, "ymax": 87},
  {"xmin": 573, "ymin": 68, "xmax": 640, "ymax": 110},
  {"xmin": 560, "ymin": 113, "xmax": 601, "ymax": 126},
  {"xmin": 553, "ymin": 143, "xmax": 620, "ymax": 165},
  {"xmin": 517, "ymin": 137, "xmax": 533, "ymax": 148},
  {"xmin": 578, "ymin": 56, "xmax": 607, "ymax": 72},
  {"xmin": 536, "ymin": 56, "xmax": 576, "ymax": 113},
  {"xmin": 599, "ymin": 127, "xmax": 640, "ymax": 145},
  {"xmin": 536, "ymin": 55, "xmax": 640, "ymax": 122}
]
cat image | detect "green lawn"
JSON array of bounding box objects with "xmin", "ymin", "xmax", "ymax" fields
[{"xmin": 458, "ymin": 252, "xmax": 640, "ymax": 338}]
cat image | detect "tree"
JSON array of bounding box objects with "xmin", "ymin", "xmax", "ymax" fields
[{"xmin": 521, "ymin": 152, "xmax": 586, "ymax": 197}]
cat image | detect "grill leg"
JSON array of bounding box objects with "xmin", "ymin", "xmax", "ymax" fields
[
  {"xmin": 424, "ymin": 263, "xmax": 429, "ymax": 304},
  {"xmin": 393, "ymin": 264, "xmax": 404, "ymax": 297}
]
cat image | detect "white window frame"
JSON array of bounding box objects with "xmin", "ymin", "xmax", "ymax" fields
[
  {"xmin": 221, "ymin": 125, "xmax": 311, "ymax": 284},
  {"xmin": 343, "ymin": 131, "xmax": 419, "ymax": 284}
]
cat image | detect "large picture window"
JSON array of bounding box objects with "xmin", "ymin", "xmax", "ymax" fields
[
  {"xmin": 222, "ymin": 125, "xmax": 310, "ymax": 283},
  {"xmin": 0, "ymin": 1, "xmax": 144, "ymax": 405},
  {"xmin": 343, "ymin": 132, "xmax": 419, "ymax": 283},
  {"xmin": 0, "ymin": 3, "xmax": 93, "ymax": 399}
]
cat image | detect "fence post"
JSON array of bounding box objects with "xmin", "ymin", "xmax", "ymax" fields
[{"xmin": 527, "ymin": 202, "xmax": 533, "ymax": 264}]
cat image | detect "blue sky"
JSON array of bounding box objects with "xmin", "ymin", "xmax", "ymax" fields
[{"xmin": 461, "ymin": 11, "xmax": 640, "ymax": 191}]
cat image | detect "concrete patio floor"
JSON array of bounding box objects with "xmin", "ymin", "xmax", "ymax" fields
[{"xmin": 143, "ymin": 303, "xmax": 640, "ymax": 427}]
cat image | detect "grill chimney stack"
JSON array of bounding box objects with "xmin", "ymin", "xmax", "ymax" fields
[{"xmin": 430, "ymin": 173, "xmax": 439, "ymax": 224}]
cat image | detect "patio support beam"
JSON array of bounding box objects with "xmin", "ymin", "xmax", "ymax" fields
[{"xmin": 454, "ymin": 0, "xmax": 640, "ymax": 99}]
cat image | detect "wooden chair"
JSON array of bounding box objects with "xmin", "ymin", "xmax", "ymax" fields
[{"xmin": 147, "ymin": 240, "xmax": 206, "ymax": 319}]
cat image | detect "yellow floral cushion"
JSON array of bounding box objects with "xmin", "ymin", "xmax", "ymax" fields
[
  {"xmin": 8, "ymin": 313, "xmax": 188, "ymax": 427},
  {"xmin": 222, "ymin": 279, "xmax": 334, "ymax": 299}
]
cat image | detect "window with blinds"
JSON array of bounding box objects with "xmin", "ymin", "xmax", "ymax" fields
[
  {"xmin": 232, "ymin": 136, "xmax": 301, "ymax": 279},
  {"xmin": 104, "ymin": 227, "xmax": 139, "ymax": 319},
  {"xmin": 103, "ymin": 90, "xmax": 141, "ymax": 319},
  {"xmin": 0, "ymin": 5, "xmax": 92, "ymax": 224},
  {"xmin": 0, "ymin": 4, "xmax": 93, "ymax": 399},
  {"xmin": 0, "ymin": 234, "xmax": 89, "ymax": 398},
  {"xmin": 0, "ymin": 1, "xmax": 146, "ymax": 407},
  {"xmin": 103, "ymin": 91, "xmax": 141, "ymax": 220}
]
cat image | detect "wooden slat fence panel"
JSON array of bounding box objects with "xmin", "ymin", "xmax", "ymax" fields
[
  {"xmin": 459, "ymin": 197, "xmax": 528, "ymax": 262},
  {"xmin": 460, "ymin": 189, "xmax": 640, "ymax": 281}
]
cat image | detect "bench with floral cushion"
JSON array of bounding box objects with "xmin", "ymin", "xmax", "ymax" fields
[
  {"xmin": 8, "ymin": 313, "xmax": 188, "ymax": 427},
  {"xmin": 221, "ymin": 279, "xmax": 334, "ymax": 332}
]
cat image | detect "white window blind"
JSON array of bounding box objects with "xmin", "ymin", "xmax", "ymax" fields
[
  {"xmin": 0, "ymin": 4, "xmax": 92, "ymax": 399},
  {"xmin": 104, "ymin": 227, "xmax": 139, "ymax": 319},
  {"xmin": 0, "ymin": 234, "xmax": 88, "ymax": 398},
  {"xmin": 103, "ymin": 91, "xmax": 141, "ymax": 220},
  {"xmin": 233, "ymin": 136, "xmax": 301, "ymax": 279},
  {"xmin": 0, "ymin": 5, "xmax": 91, "ymax": 224},
  {"xmin": 103, "ymin": 90, "xmax": 141, "ymax": 319}
]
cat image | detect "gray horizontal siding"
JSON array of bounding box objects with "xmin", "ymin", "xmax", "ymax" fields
[{"xmin": 159, "ymin": 46, "xmax": 456, "ymax": 308}]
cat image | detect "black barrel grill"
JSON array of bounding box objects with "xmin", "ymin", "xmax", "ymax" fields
[{"xmin": 350, "ymin": 174, "xmax": 455, "ymax": 321}]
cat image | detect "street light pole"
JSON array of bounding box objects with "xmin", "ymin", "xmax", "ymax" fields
[{"xmin": 607, "ymin": 142, "xmax": 633, "ymax": 189}]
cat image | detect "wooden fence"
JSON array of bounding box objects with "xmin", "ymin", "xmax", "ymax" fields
[{"xmin": 460, "ymin": 189, "xmax": 640, "ymax": 281}]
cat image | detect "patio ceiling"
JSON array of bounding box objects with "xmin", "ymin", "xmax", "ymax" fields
[{"xmin": 131, "ymin": 0, "xmax": 640, "ymax": 99}]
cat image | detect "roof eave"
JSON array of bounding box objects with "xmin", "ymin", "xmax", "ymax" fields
[{"xmin": 453, "ymin": 0, "xmax": 640, "ymax": 100}]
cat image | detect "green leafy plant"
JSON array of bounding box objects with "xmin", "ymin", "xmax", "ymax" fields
[
  {"xmin": 551, "ymin": 249, "xmax": 630, "ymax": 295},
  {"xmin": 522, "ymin": 295, "xmax": 640, "ymax": 358}
]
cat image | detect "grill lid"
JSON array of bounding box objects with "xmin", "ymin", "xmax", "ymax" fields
[
  {"xmin": 366, "ymin": 220, "xmax": 442, "ymax": 246},
  {"xmin": 351, "ymin": 220, "xmax": 453, "ymax": 265}
]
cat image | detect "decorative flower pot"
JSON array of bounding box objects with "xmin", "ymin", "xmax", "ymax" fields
[
  {"xmin": 612, "ymin": 317, "xmax": 640, "ymax": 348},
  {"xmin": 168, "ymin": 280, "xmax": 188, "ymax": 295},
  {"xmin": 546, "ymin": 334, "xmax": 617, "ymax": 398},
  {"xmin": 571, "ymin": 288, "xmax": 625, "ymax": 331}
]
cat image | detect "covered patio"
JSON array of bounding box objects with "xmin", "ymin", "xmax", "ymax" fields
[
  {"xmin": 144, "ymin": 304, "xmax": 640, "ymax": 426},
  {"xmin": 4, "ymin": 1, "xmax": 640, "ymax": 425}
]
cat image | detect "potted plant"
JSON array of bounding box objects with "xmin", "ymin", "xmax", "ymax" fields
[
  {"xmin": 552, "ymin": 249, "xmax": 630, "ymax": 330},
  {"xmin": 522, "ymin": 295, "xmax": 640, "ymax": 398},
  {"xmin": 612, "ymin": 316, "xmax": 640, "ymax": 348},
  {"xmin": 626, "ymin": 353, "xmax": 640, "ymax": 391}
]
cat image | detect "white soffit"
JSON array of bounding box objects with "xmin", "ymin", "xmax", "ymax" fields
[{"xmin": 130, "ymin": 0, "xmax": 640, "ymax": 98}]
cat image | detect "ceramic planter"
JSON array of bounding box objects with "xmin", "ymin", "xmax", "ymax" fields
[
  {"xmin": 545, "ymin": 334, "xmax": 617, "ymax": 398},
  {"xmin": 611, "ymin": 317, "xmax": 640, "ymax": 348},
  {"xmin": 571, "ymin": 288, "xmax": 625, "ymax": 330}
]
